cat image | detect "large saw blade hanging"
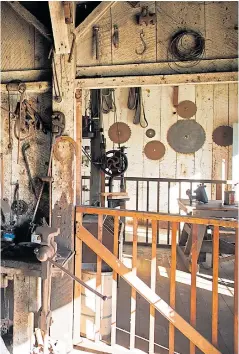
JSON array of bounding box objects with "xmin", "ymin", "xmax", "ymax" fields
[
  {"xmin": 167, "ymin": 120, "xmax": 205, "ymax": 154},
  {"xmin": 212, "ymin": 125, "xmax": 233, "ymax": 146},
  {"xmin": 108, "ymin": 122, "xmax": 131, "ymax": 144}
]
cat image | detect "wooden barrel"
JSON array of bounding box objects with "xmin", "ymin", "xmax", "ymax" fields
[{"xmin": 81, "ymin": 263, "xmax": 113, "ymax": 343}]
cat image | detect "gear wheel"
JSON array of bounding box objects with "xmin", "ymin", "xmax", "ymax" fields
[
  {"xmin": 212, "ymin": 126, "xmax": 233, "ymax": 146},
  {"xmin": 108, "ymin": 122, "xmax": 131, "ymax": 144}
]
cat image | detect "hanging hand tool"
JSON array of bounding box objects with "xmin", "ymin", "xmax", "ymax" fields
[
  {"xmin": 7, "ymin": 87, "xmax": 13, "ymax": 150},
  {"xmin": 137, "ymin": 6, "xmax": 156, "ymax": 26},
  {"xmin": 135, "ymin": 30, "xmax": 147, "ymax": 55},
  {"xmin": 22, "ymin": 142, "xmax": 38, "ymax": 200},
  {"xmin": 29, "ymin": 112, "xmax": 65, "ymax": 233},
  {"xmin": 112, "ymin": 25, "xmax": 119, "ymax": 49},
  {"xmin": 93, "ymin": 26, "xmax": 100, "ymax": 60},
  {"xmin": 17, "ymin": 83, "xmax": 26, "ymax": 164}
]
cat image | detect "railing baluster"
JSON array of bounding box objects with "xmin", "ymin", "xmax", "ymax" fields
[
  {"xmin": 111, "ymin": 216, "xmax": 119, "ymax": 346},
  {"xmin": 234, "ymin": 229, "xmax": 238, "ymax": 354},
  {"xmin": 136, "ymin": 180, "xmax": 139, "ymax": 211},
  {"xmin": 167, "ymin": 182, "xmax": 171, "ymax": 245},
  {"xmin": 149, "ymin": 220, "xmax": 157, "ymax": 354},
  {"xmin": 74, "ymin": 212, "xmax": 83, "ymax": 342},
  {"xmin": 157, "ymin": 181, "xmax": 160, "ymax": 244},
  {"xmin": 146, "ymin": 181, "xmax": 149, "ymax": 244},
  {"xmin": 190, "ymin": 224, "xmax": 198, "ymax": 354},
  {"xmin": 130, "ymin": 218, "xmax": 138, "ymax": 350},
  {"xmin": 212, "ymin": 226, "xmax": 219, "ymax": 346},
  {"xmin": 95, "ymin": 214, "xmax": 103, "ymax": 342},
  {"xmin": 169, "ymin": 222, "xmax": 178, "ymax": 354}
]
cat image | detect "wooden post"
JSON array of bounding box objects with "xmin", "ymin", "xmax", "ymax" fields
[
  {"xmin": 111, "ymin": 216, "xmax": 119, "ymax": 345},
  {"xmin": 169, "ymin": 222, "xmax": 178, "ymax": 354},
  {"xmin": 234, "ymin": 229, "xmax": 238, "ymax": 354},
  {"xmin": 190, "ymin": 224, "xmax": 198, "ymax": 354},
  {"xmin": 149, "ymin": 220, "xmax": 157, "ymax": 354},
  {"xmin": 95, "ymin": 214, "xmax": 103, "ymax": 342},
  {"xmin": 50, "ymin": 4, "xmax": 76, "ymax": 349},
  {"xmin": 130, "ymin": 218, "xmax": 138, "ymax": 350},
  {"xmin": 212, "ymin": 226, "xmax": 219, "ymax": 346}
]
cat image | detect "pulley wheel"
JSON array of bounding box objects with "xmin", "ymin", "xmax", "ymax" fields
[
  {"xmin": 177, "ymin": 100, "xmax": 197, "ymax": 119},
  {"xmin": 144, "ymin": 141, "xmax": 165, "ymax": 160}
]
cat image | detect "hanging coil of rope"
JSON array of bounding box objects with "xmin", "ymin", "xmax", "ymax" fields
[{"xmin": 168, "ymin": 29, "xmax": 205, "ymax": 67}]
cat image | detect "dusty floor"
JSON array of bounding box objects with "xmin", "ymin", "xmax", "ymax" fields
[{"xmin": 115, "ymin": 245, "xmax": 235, "ymax": 354}]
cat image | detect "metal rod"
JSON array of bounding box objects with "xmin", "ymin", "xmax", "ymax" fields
[
  {"xmin": 48, "ymin": 258, "xmax": 107, "ymax": 301},
  {"xmin": 146, "ymin": 180, "xmax": 149, "ymax": 243}
]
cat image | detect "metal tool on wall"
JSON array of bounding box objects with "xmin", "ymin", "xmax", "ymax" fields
[
  {"xmin": 112, "ymin": 25, "xmax": 119, "ymax": 49},
  {"xmin": 108, "ymin": 122, "xmax": 131, "ymax": 144},
  {"xmin": 22, "ymin": 142, "xmax": 38, "ymax": 200},
  {"xmin": 212, "ymin": 125, "xmax": 233, "ymax": 146},
  {"xmin": 144, "ymin": 140, "xmax": 166, "ymax": 160},
  {"xmin": 127, "ymin": 87, "xmax": 148, "ymax": 127},
  {"xmin": 101, "ymin": 89, "xmax": 116, "ymax": 114},
  {"xmin": 135, "ymin": 30, "xmax": 147, "ymax": 55},
  {"xmin": 167, "ymin": 120, "xmax": 205, "ymax": 154},
  {"xmin": 93, "ymin": 26, "xmax": 100, "ymax": 60},
  {"xmin": 137, "ymin": 6, "xmax": 156, "ymax": 25}
]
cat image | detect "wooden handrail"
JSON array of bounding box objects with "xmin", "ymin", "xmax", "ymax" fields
[
  {"xmin": 76, "ymin": 206, "xmax": 238, "ymax": 228},
  {"xmin": 76, "ymin": 224, "xmax": 221, "ymax": 354}
]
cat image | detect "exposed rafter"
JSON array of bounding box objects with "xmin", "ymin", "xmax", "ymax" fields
[
  {"xmin": 48, "ymin": 1, "xmax": 71, "ymax": 54},
  {"xmin": 8, "ymin": 1, "xmax": 52, "ymax": 42},
  {"xmin": 74, "ymin": 1, "xmax": 116, "ymax": 41}
]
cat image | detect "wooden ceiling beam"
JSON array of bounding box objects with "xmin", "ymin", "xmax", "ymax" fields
[
  {"xmin": 48, "ymin": 1, "xmax": 70, "ymax": 54},
  {"xmin": 74, "ymin": 1, "xmax": 116, "ymax": 41},
  {"xmin": 8, "ymin": 1, "xmax": 52, "ymax": 43}
]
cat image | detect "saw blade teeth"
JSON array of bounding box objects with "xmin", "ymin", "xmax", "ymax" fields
[
  {"xmin": 212, "ymin": 125, "xmax": 233, "ymax": 147},
  {"xmin": 108, "ymin": 122, "xmax": 131, "ymax": 144}
]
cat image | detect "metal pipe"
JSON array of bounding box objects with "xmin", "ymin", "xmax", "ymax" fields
[{"xmin": 48, "ymin": 258, "xmax": 107, "ymax": 301}]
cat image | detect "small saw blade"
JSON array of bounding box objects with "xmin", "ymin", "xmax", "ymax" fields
[
  {"xmin": 144, "ymin": 140, "xmax": 165, "ymax": 160},
  {"xmin": 177, "ymin": 100, "xmax": 197, "ymax": 119},
  {"xmin": 212, "ymin": 126, "xmax": 233, "ymax": 146},
  {"xmin": 108, "ymin": 122, "xmax": 131, "ymax": 144},
  {"xmin": 167, "ymin": 120, "xmax": 205, "ymax": 154},
  {"xmin": 146, "ymin": 128, "xmax": 156, "ymax": 138}
]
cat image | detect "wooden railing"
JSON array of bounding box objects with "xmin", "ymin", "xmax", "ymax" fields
[
  {"xmin": 74, "ymin": 206, "xmax": 238, "ymax": 354},
  {"xmin": 81, "ymin": 176, "xmax": 235, "ymax": 244}
]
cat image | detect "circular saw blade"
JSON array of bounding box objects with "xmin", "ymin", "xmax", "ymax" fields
[
  {"xmin": 108, "ymin": 122, "xmax": 131, "ymax": 144},
  {"xmin": 212, "ymin": 125, "xmax": 233, "ymax": 146},
  {"xmin": 146, "ymin": 128, "xmax": 156, "ymax": 138},
  {"xmin": 167, "ymin": 120, "xmax": 205, "ymax": 154},
  {"xmin": 176, "ymin": 100, "xmax": 197, "ymax": 119},
  {"xmin": 144, "ymin": 140, "xmax": 166, "ymax": 160}
]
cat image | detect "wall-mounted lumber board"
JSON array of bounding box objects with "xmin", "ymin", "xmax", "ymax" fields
[
  {"xmin": 1, "ymin": 69, "xmax": 51, "ymax": 83},
  {"xmin": 49, "ymin": 1, "xmax": 70, "ymax": 54},
  {"xmin": 194, "ymin": 84, "xmax": 214, "ymax": 198},
  {"xmin": 111, "ymin": 1, "xmax": 156, "ymax": 65},
  {"xmin": 205, "ymin": 1, "xmax": 238, "ymax": 59},
  {"xmin": 76, "ymin": 58, "xmax": 238, "ymax": 77},
  {"xmin": 156, "ymin": 1, "xmax": 205, "ymax": 62},
  {"xmin": 0, "ymin": 82, "xmax": 51, "ymax": 93},
  {"xmin": 8, "ymin": 1, "xmax": 52, "ymax": 42},
  {"xmin": 75, "ymin": 72, "xmax": 238, "ymax": 89},
  {"xmin": 74, "ymin": 1, "xmax": 116, "ymax": 40},
  {"xmin": 211, "ymin": 84, "xmax": 229, "ymax": 198}
]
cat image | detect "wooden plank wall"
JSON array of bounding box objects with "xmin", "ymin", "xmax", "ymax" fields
[
  {"xmin": 81, "ymin": 83, "xmax": 238, "ymax": 217},
  {"xmin": 1, "ymin": 2, "xmax": 51, "ymax": 71},
  {"xmin": 76, "ymin": 1, "xmax": 238, "ymax": 67}
]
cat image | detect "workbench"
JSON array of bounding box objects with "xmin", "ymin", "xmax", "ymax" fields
[
  {"xmin": 177, "ymin": 199, "xmax": 237, "ymax": 271},
  {"xmin": 0, "ymin": 245, "xmax": 73, "ymax": 354}
]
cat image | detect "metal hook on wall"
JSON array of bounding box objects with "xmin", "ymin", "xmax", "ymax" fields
[{"xmin": 135, "ymin": 30, "xmax": 147, "ymax": 55}]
